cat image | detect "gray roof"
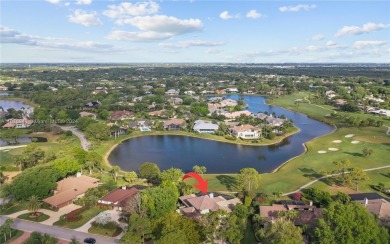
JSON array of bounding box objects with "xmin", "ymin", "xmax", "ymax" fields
[{"xmin": 193, "ymin": 120, "xmax": 219, "ymax": 130}]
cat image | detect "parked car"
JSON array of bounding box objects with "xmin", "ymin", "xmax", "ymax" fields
[{"xmin": 84, "ymin": 237, "xmax": 96, "ymax": 244}]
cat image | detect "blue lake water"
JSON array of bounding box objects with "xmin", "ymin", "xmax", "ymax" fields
[
  {"xmin": 108, "ymin": 95, "xmax": 334, "ymax": 173},
  {"xmin": 0, "ymin": 100, "xmax": 30, "ymax": 111}
]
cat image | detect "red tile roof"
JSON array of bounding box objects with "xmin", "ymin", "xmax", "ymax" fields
[{"xmin": 99, "ymin": 187, "xmax": 139, "ymax": 207}]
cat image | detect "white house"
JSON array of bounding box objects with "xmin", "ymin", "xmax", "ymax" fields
[
  {"xmin": 193, "ymin": 120, "xmax": 219, "ymax": 133},
  {"xmin": 230, "ymin": 124, "xmax": 261, "ymax": 139}
]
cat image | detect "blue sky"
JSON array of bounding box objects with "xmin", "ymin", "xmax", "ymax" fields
[{"xmin": 1, "ymin": 0, "xmax": 389, "ymax": 63}]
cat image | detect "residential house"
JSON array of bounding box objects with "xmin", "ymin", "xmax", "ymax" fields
[
  {"xmin": 178, "ymin": 193, "xmax": 241, "ymax": 217},
  {"xmin": 371, "ymin": 109, "xmax": 390, "ymax": 117},
  {"xmin": 98, "ymin": 187, "xmax": 139, "ymax": 211},
  {"xmin": 184, "ymin": 90, "xmax": 196, "ymax": 95},
  {"xmin": 334, "ymin": 99, "xmax": 347, "ymax": 107},
  {"xmin": 168, "ymin": 97, "xmax": 183, "ymax": 105},
  {"xmin": 143, "ymin": 85, "xmax": 153, "ymax": 90},
  {"xmin": 225, "ymin": 88, "xmax": 239, "ymax": 93},
  {"xmin": 266, "ymin": 117, "xmax": 286, "ymax": 127},
  {"xmin": 260, "ymin": 202, "xmax": 323, "ymax": 226},
  {"xmin": 163, "ymin": 118, "xmax": 185, "ymax": 130},
  {"xmin": 92, "ymin": 90, "xmax": 108, "ymax": 95},
  {"xmin": 110, "ymin": 111, "xmax": 135, "ymax": 121},
  {"xmin": 224, "ymin": 110, "xmax": 252, "ymax": 119},
  {"xmin": 79, "ymin": 111, "xmax": 97, "ymax": 120},
  {"xmin": 349, "ymin": 193, "xmax": 390, "ymax": 226},
  {"xmin": 230, "ymin": 124, "xmax": 261, "ymax": 139},
  {"xmin": 0, "ymin": 85, "xmax": 8, "ymax": 91},
  {"xmin": 326, "ymin": 90, "xmax": 337, "ymax": 99},
  {"xmin": 133, "ymin": 96, "xmax": 143, "ymax": 102},
  {"xmin": 129, "ymin": 119, "xmax": 154, "ymax": 131},
  {"xmin": 43, "ymin": 174, "xmax": 99, "ymax": 209},
  {"xmin": 215, "ymin": 89, "xmax": 226, "ymax": 95},
  {"xmin": 256, "ymin": 113, "xmax": 268, "ymax": 120},
  {"xmin": 84, "ymin": 101, "xmax": 101, "ymax": 109},
  {"xmin": 193, "ymin": 120, "xmax": 219, "ymax": 133},
  {"xmin": 2, "ymin": 119, "xmax": 34, "ymax": 129},
  {"xmin": 165, "ymin": 89, "xmax": 180, "ymax": 96},
  {"xmin": 47, "ymin": 86, "xmax": 58, "ymax": 92},
  {"xmin": 149, "ymin": 109, "xmax": 170, "ymax": 118},
  {"xmin": 220, "ymin": 99, "xmax": 238, "ymax": 107}
]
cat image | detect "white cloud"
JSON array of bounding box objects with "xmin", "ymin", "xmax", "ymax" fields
[
  {"xmin": 335, "ymin": 22, "xmax": 390, "ymax": 37},
  {"xmin": 326, "ymin": 40, "xmax": 337, "ymax": 47},
  {"xmin": 311, "ymin": 34, "xmax": 324, "ymax": 41},
  {"xmin": 106, "ymin": 30, "xmax": 172, "ymax": 42},
  {"xmin": 219, "ymin": 11, "xmax": 239, "ymax": 20},
  {"xmin": 103, "ymin": 1, "xmax": 159, "ymax": 18},
  {"xmin": 279, "ymin": 4, "xmax": 316, "ymax": 12},
  {"xmin": 246, "ymin": 10, "xmax": 263, "ymax": 19},
  {"xmin": 205, "ymin": 48, "xmax": 222, "ymax": 54},
  {"xmin": 0, "ymin": 26, "xmax": 125, "ymax": 52},
  {"xmin": 68, "ymin": 10, "xmax": 102, "ymax": 27},
  {"xmin": 76, "ymin": 0, "xmax": 92, "ymax": 5},
  {"xmin": 353, "ymin": 41, "xmax": 387, "ymax": 49},
  {"xmin": 46, "ymin": 0, "xmax": 61, "ymax": 4},
  {"xmin": 159, "ymin": 40, "xmax": 225, "ymax": 49}
]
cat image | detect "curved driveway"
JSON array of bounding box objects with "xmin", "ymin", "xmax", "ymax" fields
[{"xmin": 60, "ymin": 126, "xmax": 90, "ymax": 151}]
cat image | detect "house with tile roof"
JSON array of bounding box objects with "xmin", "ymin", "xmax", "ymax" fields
[
  {"xmin": 2, "ymin": 119, "xmax": 34, "ymax": 129},
  {"xmin": 43, "ymin": 174, "xmax": 99, "ymax": 209},
  {"xmin": 110, "ymin": 111, "xmax": 135, "ymax": 121},
  {"xmin": 230, "ymin": 124, "xmax": 261, "ymax": 139},
  {"xmin": 178, "ymin": 193, "xmax": 241, "ymax": 216},
  {"xmin": 98, "ymin": 187, "xmax": 139, "ymax": 211},
  {"xmin": 163, "ymin": 118, "xmax": 185, "ymax": 130}
]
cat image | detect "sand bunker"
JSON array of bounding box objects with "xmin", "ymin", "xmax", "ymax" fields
[
  {"xmin": 351, "ymin": 140, "xmax": 360, "ymax": 144},
  {"xmin": 345, "ymin": 134, "xmax": 355, "ymax": 138},
  {"xmin": 318, "ymin": 150, "xmax": 327, "ymax": 154},
  {"xmin": 332, "ymin": 140, "xmax": 342, "ymax": 143},
  {"xmin": 328, "ymin": 148, "xmax": 339, "ymax": 151}
]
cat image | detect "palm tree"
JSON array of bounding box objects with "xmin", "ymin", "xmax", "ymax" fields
[
  {"xmin": 111, "ymin": 166, "xmax": 121, "ymax": 182},
  {"xmin": 27, "ymin": 195, "xmax": 42, "ymax": 217}
]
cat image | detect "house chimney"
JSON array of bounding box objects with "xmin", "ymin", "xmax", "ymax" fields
[
  {"xmin": 122, "ymin": 186, "xmax": 127, "ymax": 190},
  {"xmin": 364, "ymin": 198, "xmax": 368, "ymax": 206},
  {"xmin": 76, "ymin": 172, "xmax": 82, "ymax": 177},
  {"xmin": 309, "ymin": 201, "xmax": 313, "ymax": 206},
  {"xmin": 209, "ymin": 193, "xmax": 214, "ymax": 198}
]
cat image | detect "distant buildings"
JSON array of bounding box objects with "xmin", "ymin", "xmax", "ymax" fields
[
  {"xmin": 230, "ymin": 124, "xmax": 261, "ymax": 139},
  {"xmin": 110, "ymin": 111, "xmax": 135, "ymax": 121},
  {"xmin": 163, "ymin": 118, "xmax": 185, "ymax": 130},
  {"xmin": 2, "ymin": 119, "xmax": 34, "ymax": 129}
]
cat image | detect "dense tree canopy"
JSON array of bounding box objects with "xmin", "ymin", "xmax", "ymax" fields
[
  {"xmin": 139, "ymin": 162, "xmax": 160, "ymax": 181},
  {"xmin": 314, "ymin": 201, "xmax": 389, "ymax": 243},
  {"xmin": 256, "ymin": 219, "xmax": 303, "ymax": 244},
  {"xmin": 141, "ymin": 185, "xmax": 179, "ymax": 219}
]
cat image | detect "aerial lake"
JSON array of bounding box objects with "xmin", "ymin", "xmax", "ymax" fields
[
  {"xmin": 108, "ymin": 95, "xmax": 334, "ymax": 173},
  {"xmin": 0, "ymin": 100, "xmax": 30, "ymax": 111}
]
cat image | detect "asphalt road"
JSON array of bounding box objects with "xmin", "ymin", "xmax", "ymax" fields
[
  {"xmin": 60, "ymin": 126, "xmax": 90, "ymax": 151},
  {"xmin": 0, "ymin": 216, "xmax": 118, "ymax": 244}
]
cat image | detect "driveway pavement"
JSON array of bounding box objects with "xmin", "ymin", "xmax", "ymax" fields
[
  {"xmin": 6, "ymin": 204, "xmax": 81, "ymax": 225},
  {"xmin": 75, "ymin": 210, "xmax": 124, "ymax": 239},
  {"xmin": 0, "ymin": 216, "xmax": 118, "ymax": 244},
  {"xmin": 59, "ymin": 126, "xmax": 90, "ymax": 151}
]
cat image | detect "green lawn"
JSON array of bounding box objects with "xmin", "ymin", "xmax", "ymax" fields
[
  {"xmin": 53, "ymin": 207, "xmax": 104, "ymax": 229},
  {"xmin": 88, "ymin": 226, "xmax": 123, "ymax": 237},
  {"xmin": 17, "ymin": 212, "xmax": 50, "ymax": 222},
  {"xmin": 0, "ymin": 202, "xmax": 27, "ymax": 215}
]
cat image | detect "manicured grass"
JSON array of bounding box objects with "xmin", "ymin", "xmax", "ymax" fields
[
  {"xmin": 53, "ymin": 207, "xmax": 104, "ymax": 229},
  {"xmin": 0, "ymin": 228, "xmax": 23, "ymax": 244},
  {"xmin": 88, "ymin": 226, "xmax": 123, "ymax": 237},
  {"xmin": 242, "ymin": 219, "xmax": 256, "ymax": 244},
  {"xmin": 0, "ymin": 202, "xmax": 27, "ymax": 215},
  {"xmin": 17, "ymin": 212, "xmax": 50, "ymax": 222}
]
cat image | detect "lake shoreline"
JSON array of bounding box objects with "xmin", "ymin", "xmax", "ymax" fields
[{"xmin": 103, "ymin": 127, "xmax": 300, "ymax": 168}]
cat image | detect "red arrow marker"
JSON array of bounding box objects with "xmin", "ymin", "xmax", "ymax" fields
[{"xmin": 182, "ymin": 172, "xmax": 208, "ymax": 194}]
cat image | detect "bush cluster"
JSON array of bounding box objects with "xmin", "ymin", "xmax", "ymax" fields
[{"xmin": 66, "ymin": 207, "xmax": 85, "ymax": 222}]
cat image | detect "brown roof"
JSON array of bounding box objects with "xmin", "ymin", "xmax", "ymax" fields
[
  {"xmin": 163, "ymin": 118, "xmax": 185, "ymax": 127},
  {"xmin": 180, "ymin": 194, "xmax": 240, "ymax": 213},
  {"xmin": 260, "ymin": 204, "xmax": 323, "ymax": 226},
  {"xmin": 99, "ymin": 187, "xmax": 139, "ymax": 207},
  {"xmin": 357, "ymin": 199, "xmax": 390, "ymax": 219},
  {"xmin": 110, "ymin": 111, "xmax": 134, "ymax": 120},
  {"xmin": 148, "ymin": 110, "xmax": 166, "ymax": 116},
  {"xmin": 43, "ymin": 175, "xmax": 99, "ymax": 208},
  {"xmin": 2, "ymin": 119, "xmax": 34, "ymax": 128}
]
